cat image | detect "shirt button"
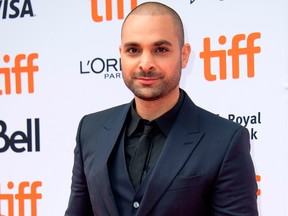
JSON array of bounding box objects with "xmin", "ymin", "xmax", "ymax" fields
[{"xmin": 133, "ymin": 201, "xmax": 140, "ymax": 209}]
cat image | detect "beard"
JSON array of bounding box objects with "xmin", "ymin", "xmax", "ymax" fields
[{"xmin": 123, "ymin": 68, "xmax": 181, "ymax": 101}]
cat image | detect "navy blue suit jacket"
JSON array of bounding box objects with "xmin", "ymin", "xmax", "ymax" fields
[{"xmin": 65, "ymin": 91, "xmax": 258, "ymax": 215}]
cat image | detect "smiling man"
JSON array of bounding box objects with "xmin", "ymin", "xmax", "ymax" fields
[
  {"xmin": 65, "ymin": 2, "xmax": 258, "ymax": 216},
  {"xmin": 120, "ymin": 10, "xmax": 190, "ymax": 120}
]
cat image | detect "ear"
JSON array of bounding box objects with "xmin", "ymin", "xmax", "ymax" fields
[
  {"xmin": 181, "ymin": 43, "xmax": 191, "ymax": 68},
  {"xmin": 119, "ymin": 45, "xmax": 122, "ymax": 54}
]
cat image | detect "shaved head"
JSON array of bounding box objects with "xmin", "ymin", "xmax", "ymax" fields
[{"xmin": 121, "ymin": 2, "xmax": 185, "ymax": 47}]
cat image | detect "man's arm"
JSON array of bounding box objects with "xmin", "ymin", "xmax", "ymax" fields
[
  {"xmin": 212, "ymin": 127, "xmax": 258, "ymax": 215},
  {"xmin": 65, "ymin": 118, "xmax": 94, "ymax": 216}
]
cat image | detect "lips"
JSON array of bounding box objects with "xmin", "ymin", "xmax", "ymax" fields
[
  {"xmin": 137, "ymin": 77, "xmax": 159, "ymax": 85},
  {"xmin": 132, "ymin": 71, "xmax": 163, "ymax": 85}
]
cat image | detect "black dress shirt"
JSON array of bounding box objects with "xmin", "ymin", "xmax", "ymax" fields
[{"xmin": 125, "ymin": 90, "xmax": 185, "ymax": 186}]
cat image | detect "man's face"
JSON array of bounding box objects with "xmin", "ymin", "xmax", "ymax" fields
[{"xmin": 120, "ymin": 14, "xmax": 190, "ymax": 101}]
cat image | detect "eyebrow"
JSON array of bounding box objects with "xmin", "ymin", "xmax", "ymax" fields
[
  {"xmin": 123, "ymin": 40, "xmax": 173, "ymax": 48},
  {"xmin": 154, "ymin": 40, "xmax": 172, "ymax": 46}
]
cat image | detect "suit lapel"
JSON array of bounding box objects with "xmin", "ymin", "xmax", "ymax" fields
[
  {"xmin": 137, "ymin": 95, "xmax": 205, "ymax": 216},
  {"xmin": 93, "ymin": 104, "xmax": 130, "ymax": 216}
]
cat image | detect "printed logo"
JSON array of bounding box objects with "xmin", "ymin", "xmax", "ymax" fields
[
  {"xmin": 0, "ymin": 181, "xmax": 42, "ymax": 216},
  {"xmin": 256, "ymin": 175, "xmax": 261, "ymax": 196},
  {"xmin": 199, "ymin": 32, "xmax": 261, "ymax": 81},
  {"xmin": 80, "ymin": 57, "xmax": 122, "ymax": 79},
  {"xmin": 228, "ymin": 112, "xmax": 262, "ymax": 128},
  {"xmin": 228, "ymin": 112, "xmax": 261, "ymax": 140},
  {"xmin": 91, "ymin": 0, "xmax": 138, "ymax": 22},
  {"xmin": 0, "ymin": 0, "xmax": 34, "ymax": 19},
  {"xmin": 0, "ymin": 53, "xmax": 39, "ymax": 96},
  {"xmin": 0, "ymin": 119, "xmax": 40, "ymax": 153}
]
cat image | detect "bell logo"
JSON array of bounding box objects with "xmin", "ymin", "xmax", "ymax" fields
[
  {"xmin": 0, "ymin": 181, "xmax": 42, "ymax": 216},
  {"xmin": 199, "ymin": 32, "xmax": 261, "ymax": 81},
  {"xmin": 91, "ymin": 0, "xmax": 137, "ymax": 22},
  {"xmin": 0, "ymin": 119, "xmax": 40, "ymax": 153},
  {"xmin": 0, "ymin": 53, "xmax": 39, "ymax": 95}
]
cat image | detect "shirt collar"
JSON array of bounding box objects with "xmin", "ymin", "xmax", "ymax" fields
[{"xmin": 127, "ymin": 89, "xmax": 185, "ymax": 137}]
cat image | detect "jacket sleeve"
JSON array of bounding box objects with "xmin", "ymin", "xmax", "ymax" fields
[
  {"xmin": 65, "ymin": 117, "xmax": 94, "ymax": 216},
  {"xmin": 212, "ymin": 127, "xmax": 258, "ymax": 216}
]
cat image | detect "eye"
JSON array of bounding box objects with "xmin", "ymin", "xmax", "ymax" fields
[
  {"xmin": 155, "ymin": 47, "xmax": 168, "ymax": 53},
  {"xmin": 127, "ymin": 48, "xmax": 140, "ymax": 55}
]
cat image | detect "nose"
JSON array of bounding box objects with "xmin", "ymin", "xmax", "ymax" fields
[{"xmin": 139, "ymin": 52, "xmax": 155, "ymax": 72}]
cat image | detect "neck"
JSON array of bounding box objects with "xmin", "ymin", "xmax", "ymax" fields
[{"xmin": 134, "ymin": 88, "xmax": 180, "ymax": 121}]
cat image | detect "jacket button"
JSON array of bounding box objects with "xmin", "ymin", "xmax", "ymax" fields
[{"xmin": 133, "ymin": 201, "xmax": 140, "ymax": 209}]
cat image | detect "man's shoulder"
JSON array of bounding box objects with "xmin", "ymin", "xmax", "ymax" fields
[
  {"xmin": 79, "ymin": 103, "xmax": 130, "ymax": 126},
  {"xmin": 196, "ymin": 105, "xmax": 244, "ymax": 132},
  {"xmin": 183, "ymin": 92, "xmax": 242, "ymax": 131},
  {"xmin": 88, "ymin": 103, "xmax": 130, "ymax": 117},
  {"xmin": 181, "ymin": 91, "xmax": 243, "ymax": 133}
]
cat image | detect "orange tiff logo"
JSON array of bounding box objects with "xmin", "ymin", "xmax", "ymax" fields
[
  {"xmin": 91, "ymin": 0, "xmax": 137, "ymax": 22},
  {"xmin": 256, "ymin": 175, "xmax": 261, "ymax": 196},
  {"xmin": 199, "ymin": 32, "xmax": 261, "ymax": 81},
  {"xmin": 0, "ymin": 181, "xmax": 42, "ymax": 216},
  {"xmin": 0, "ymin": 53, "xmax": 39, "ymax": 95}
]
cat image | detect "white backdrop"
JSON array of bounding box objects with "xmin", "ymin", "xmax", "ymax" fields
[{"xmin": 1, "ymin": 0, "xmax": 287, "ymax": 215}]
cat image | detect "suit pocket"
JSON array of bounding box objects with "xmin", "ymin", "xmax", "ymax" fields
[{"xmin": 168, "ymin": 175, "xmax": 204, "ymax": 191}]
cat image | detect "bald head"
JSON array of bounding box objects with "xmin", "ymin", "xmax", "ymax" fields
[{"xmin": 121, "ymin": 2, "xmax": 185, "ymax": 47}]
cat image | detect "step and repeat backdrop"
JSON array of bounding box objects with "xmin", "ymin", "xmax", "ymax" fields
[{"xmin": 1, "ymin": 0, "xmax": 287, "ymax": 215}]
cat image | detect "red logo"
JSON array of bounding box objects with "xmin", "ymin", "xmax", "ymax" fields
[
  {"xmin": 91, "ymin": 0, "xmax": 137, "ymax": 22},
  {"xmin": 0, "ymin": 181, "xmax": 42, "ymax": 216},
  {"xmin": 199, "ymin": 32, "xmax": 261, "ymax": 81},
  {"xmin": 256, "ymin": 175, "xmax": 261, "ymax": 196},
  {"xmin": 0, "ymin": 53, "xmax": 39, "ymax": 95}
]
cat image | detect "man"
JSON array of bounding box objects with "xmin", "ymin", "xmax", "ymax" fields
[{"xmin": 65, "ymin": 2, "xmax": 258, "ymax": 215}]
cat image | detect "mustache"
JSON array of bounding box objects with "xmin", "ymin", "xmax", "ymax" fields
[{"xmin": 131, "ymin": 71, "xmax": 164, "ymax": 79}]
